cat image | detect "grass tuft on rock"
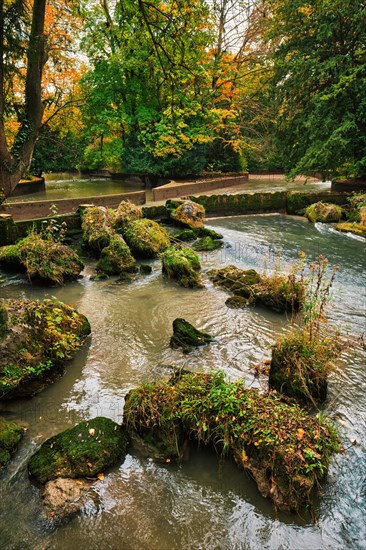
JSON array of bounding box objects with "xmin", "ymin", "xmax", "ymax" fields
[
  {"xmin": 82, "ymin": 206, "xmax": 113, "ymax": 252},
  {"xmin": 28, "ymin": 417, "xmax": 129, "ymax": 484},
  {"xmin": 161, "ymin": 247, "xmax": 203, "ymax": 288},
  {"xmin": 124, "ymin": 371, "xmax": 340, "ymax": 513},
  {"xmin": 113, "ymin": 201, "xmax": 142, "ymax": 231}
]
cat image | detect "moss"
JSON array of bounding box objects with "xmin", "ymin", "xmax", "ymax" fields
[
  {"xmin": 28, "ymin": 417, "xmax": 129, "ymax": 484},
  {"xmin": 193, "ymin": 236, "xmax": 223, "ymax": 252},
  {"xmin": 142, "ymin": 204, "xmax": 169, "ymax": 222},
  {"xmin": 0, "ymin": 299, "xmax": 91, "ymax": 399},
  {"xmin": 0, "ymin": 233, "xmax": 84, "ymax": 285},
  {"xmin": 96, "ymin": 234, "xmax": 136, "ymax": 275},
  {"xmin": 172, "ymin": 229, "xmax": 197, "ymax": 242},
  {"xmin": 208, "ymin": 265, "xmax": 305, "ymax": 314},
  {"xmin": 305, "ymin": 202, "xmax": 343, "ymax": 223},
  {"xmin": 270, "ymin": 328, "xmax": 340, "ymax": 407},
  {"xmin": 82, "ymin": 206, "xmax": 113, "ymax": 252},
  {"xmin": 170, "ymin": 318, "xmax": 212, "ymax": 352},
  {"xmin": 0, "ymin": 417, "xmax": 24, "ymax": 470},
  {"xmin": 161, "ymin": 247, "xmax": 203, "ymax": 288},
  {"xmin": 124, "ymin": 371, "xmax": 340, "ymax": 513},
  {"xmin": 169, "ymin": 200, "xmax": 206, "ymax": 229},
  {"xmin": 195, "ymin": 227, "xmax": 223, "ymax": 239},
  {"xmin": 335, "ymin": 222, "xmax": 366, "ymax": 237},
  {"xmin": 190, "ymin": 192, "xmax": 287, "ymax": 216},
  {"xmin": 124, "ymin": 219, "xmax": 170, "ymax": 258},
  {"xmin": 140, "ymin": 264, "xmax": 152, "ymax": 275},
  {"xmin": 113, "ymin": 201, "xmax": 142, "ymax": 231}
]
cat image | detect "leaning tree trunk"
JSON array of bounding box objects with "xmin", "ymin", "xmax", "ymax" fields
[{"xmin": 0, "ymin": 0, "xmax": 47, "ymax": 198}]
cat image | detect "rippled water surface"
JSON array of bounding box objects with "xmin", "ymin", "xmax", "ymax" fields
[{"xmin": 0, "ymin": 215, "xmax": 365, "ymax": 549}]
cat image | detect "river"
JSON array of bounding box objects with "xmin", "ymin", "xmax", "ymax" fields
[{"xmin": 0, "ymin": 214, "xmax": 365, "ymax": 549}]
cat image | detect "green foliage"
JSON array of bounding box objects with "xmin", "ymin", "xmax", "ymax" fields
[
  {"xmin": 161, "ymin": 247, "xmax": 203, "ymax": 288},
  {"xmin": 124, "ymin": 371, "xmax": 340, "ymax": 512},
  {"xmin": 28, "ymin": 417, "xmax": 129, "ymax": 484},
  {"xmin": 267, "ymin": 0, "xmax": 366, "ymax": 179},
  {"xmin": 31, "ymin": 126, "xmax": 86, "ymax": 173}
]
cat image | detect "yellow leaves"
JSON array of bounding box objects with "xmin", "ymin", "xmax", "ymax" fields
[
  {"xmin": 97, "ymin": 473, "xmax": 105, "ymax": 481},
  {"xmin": 241, "ymin": 449, "xmax": 248, "ymax": 462},
  {"xmin": 297, "ymin": 428, "xmax": 305, "ymax": 440},
  {"xmin": 165, "ymin": 458, "xmax": 171, "ymax": 463}
]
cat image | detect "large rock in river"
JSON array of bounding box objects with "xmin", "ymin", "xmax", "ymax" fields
[
  {"xmin": 305, "ymin": 202, "xmax": 343, "ymax": 223},
  {"xmin": 0, "ymin": 299, "xmax": 90, "ymax": 399},
  {"xmin": 169, "ymin": 200, "xmax": 205, "ymax": 229},
  {"xmin": 170, "ymin": 318, "xmax": 213, "ymax": 352},
  {"xmin": 28, "ymin": 417, "xmax": 129, "ymax": 484},
  {"xmin": 161, "ymin": 247, "xmax": 203, "ymax": 288},
  {"xmin": 123, "ymin": 218, "xmax": 170, "ymax": 258},
  {"xmin": 0, "ymin": 416, "xmax": 24, "ymax": 471}
]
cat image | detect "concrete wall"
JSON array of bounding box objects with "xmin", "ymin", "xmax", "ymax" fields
[
  {"xmin": 189, "ymin": 191, "xmax": 288, "ymax": 216},
  {"xmin": 152, "ymin": 174, "xmax": 249, "ymax": 201},
  {"xmin": 1, "ymin": 191, "xmax": 146, "ymax": 221},
  {"xmin": 10, "ymin": 176, "xmax": 45, "ymax": 197}
]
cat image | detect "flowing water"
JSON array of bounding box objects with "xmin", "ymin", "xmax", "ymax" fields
[{"xmin": 0, "ymin": 215, "xmax": 365, "ymax": 549}]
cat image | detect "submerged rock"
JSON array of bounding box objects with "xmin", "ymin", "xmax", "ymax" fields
[
  {"xmin": 123, "ymin": 371, "xmax": 340, "ymax": 513},
  {"xmin": 192, "ymin": 236, "xmax": 223, "ymax": 252},
  {"xmin": 225, "ymin": 296, "xmax": 249, "ymax": 309},
  {"xmin": 161, "ymin": 247, "xmax": 203, "ymax": 288},
  {"xmin": 0, "ymin": 416, "xmax": 24, "ymax": 470},
  {"xmin": 335, "ymin": 222, "xmax": 366, "ymax": 238},
  {"xmin": 140, "ymin": 264, "xmax": 152, "ymax": 275},
  {"xmin": 28, "ymin": 417, "xmax": 129, "ymax": 484},
  {"xmin": 96, "ymin": 234, "xmax": 136, "ymax": 275},
  {"xmin": 42, "ymin": 477, "xmax": 98, "ymax": 522},
  {"xmin": 169, "ymin": 200, "xmax": 205, "ymax": 229},
  {"xmin": 305, "ymin": 202, "xmax": 343, "ymax": 223},
  {"xmin": 124, "ymin": 219, "xmax": 170, "ymax": 258},
  {"xmin": 0, "ymin": 299, "xmax": 90, "ymax": 399},
  {"xmin": 0, "ymin": 233, "xmax": 84, "ymax": 285},
  {"xmin": 170, "ymin": 318, "xmax": 213, "ymax": 352}
]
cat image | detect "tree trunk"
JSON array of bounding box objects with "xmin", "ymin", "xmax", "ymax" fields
[{"xmin": 0, "ymin": 0, "xmax": 47, "ymax": 198}]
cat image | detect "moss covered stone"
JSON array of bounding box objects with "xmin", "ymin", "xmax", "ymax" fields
[
  {"xmin": 172, "ymin": 229, "xmax": 197, "ymax": 242},
  {"xmin": 170, "ymin": 318, "xmax": 213, "ymax": 352},
  {"xmin": 28, "ymin": 417, "xmax": 129, "ymax": 484},
  {"xmin": 124, "ymin": 219, "xmax": 170, "ymax": 258},
  {"xmin": 269, "ymin": 328, "xmax": 341, "ymax": 408},
  {"xmin": 123, "ymin": 371, "xmax": 340, "ymax": 512},
  {"xmin": 225, "ymin": 296, "xmax": 249, "ymax": 309},
  {"xmin": 0, "ymin": 299, "xmax": 91, "ymax": 399},
  {"xmin": 305, "ymin": 202, "xmax": 343, "ymax": 223},
  {"xmin": 140, "ymin": 264, "xmax": 152, "ymax": 275},
  {"xmin": 0, "ymin": 233, "xmax": 84, "ymax": 285},
  {"xmin": 208, "ymin": 265, "xmax": 305, "ymax": 313},
  {"xmin": 82, "ymin": 206, "xmax": 113, "ymax": 252},
  {"xmin": 113, "ymin": 201, "xmax": 142, "ymax": 231},
  {"xmin": 161, "ymin": 247, "xmax": 203, "ymax": 288},
  {"xmin": 169, "ymin": 200, "xmax": 205, "ymax": 229},
  {"xmin": 193, "ymin": 236, "xmax": 223, "ymax": 252},
  {"xmin": 0, "ymin": 417, "xmax": 24, "ymax": 470},
  {"xmin": 96, "ymin": 234, "xmax": 136, "ymax": 275},
  {"xmin": 335, "ymin": 222, "xmax": 366, "ymax": 237}
]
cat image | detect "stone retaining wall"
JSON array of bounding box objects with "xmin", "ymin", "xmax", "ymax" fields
[
  {"xmin": 10, "ymin": 176, "xmax": 45, "ymax": 197},
  {"xmin": 0, "ymin": 191, "xmax": 146, "ymax": 221},
  {"xmin": 152, "ymin": 174, "xmax": 249, "ymax": 201}
]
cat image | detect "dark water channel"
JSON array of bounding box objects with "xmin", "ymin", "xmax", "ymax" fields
[{"xmin": 0, "ymin": 215, "xmax": 365, "ymax": 549}]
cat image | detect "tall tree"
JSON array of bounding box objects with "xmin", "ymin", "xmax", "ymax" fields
[
  {"xmin": 0, "ymin": 0, "xmax": 47, "ymax": 198},
  {"xmin": 266, "ymin": 0, "xmax": 366, "ymax": 179}
]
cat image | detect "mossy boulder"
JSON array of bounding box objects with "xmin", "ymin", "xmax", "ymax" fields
[
  {"xmin": 305, "ymin": 202, "xmax": 343, "ymax": 223},
  {"xmin": 161, "ymin": 247, "xmax": 203, "ymax": 288},
  {"xmin": 140, "ymin": 264, "xmax": 152, "ymax": 275},
  {"xmin": 0, "ymin": 299, "xmax": 91, "ymax": 399},
  {"xmin": 82, "ymin": 206, "xmax": 113, "ymax": 252},
  {"xmin": 96, "ymin": 234, "xmax": 136, "ymax": 275},
  {"xmin": 208, "ymin": 265, "xmax": 305, "ymax": 314},
  {"xmin": 28, "ymin": 417, "xmax": 129, "ymax": 484},
  {"xmin": 225, "ymin": 296, "xmax": 249, "ymax": 309},
  {"xmin": 335, "ymin": 222, "xmax": 366, "ymax": 238},
  {"xmin": 0, "ymin": 233, "xmax": 84, "ymax": 285},
  {"xmin": 172, "ymin": 229, "xmax": 197, "ymax": 242},
  {"xmin": 113, "ymin": 201, "xmax": 142, "ymax": 231},
  {"xmin": 123, "ymin": 371, "xmax": 340, "ymax": 512},
  {"xmin": 270, "ymin": 329, "xmax": 340, "ymax": 407},
  {"xmin": 195, "ymin": 227, "xmax": 223, "ymax": 240},
  {"xmin": 193, "ymin": 236, "xmax": 223, "ymax": 252},
  {"xmin": 0, "ymin": 417, "xmax": 24, "ymax": 470},
  {"xmin": 170, "ymin": 318, "xmax": 213, "ymax": 352},
  {"xmin": 169, "ymin": 200, "xmax": 205, "ymax": 229},
  {"xmin": 124, "ymin": 219, "xmax": 170, "ymax": 258}
]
